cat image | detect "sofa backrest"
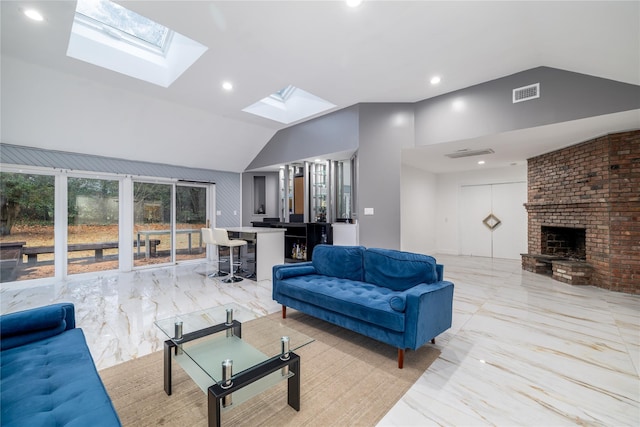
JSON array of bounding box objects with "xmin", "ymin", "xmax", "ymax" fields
[
  {"xmin": 312, "ymin": 244, "xmax": 365, "ymax": 281},
  {"xmin": 364, "ymin": 248, "xmax": 438, "ymax": 291}
]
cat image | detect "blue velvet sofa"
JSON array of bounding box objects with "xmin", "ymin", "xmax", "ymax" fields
[
  {"xmin": 272, "ymin": 245, "xmax": 454, "ymax": 368},
  {"xmin": 0, "ymin": 303, "xmax": 121, "ymax": 426}
]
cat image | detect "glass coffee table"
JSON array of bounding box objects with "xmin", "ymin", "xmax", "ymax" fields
[{"xmin": 155, "ymin": 303, "xmax": 313, "ymax": 427}]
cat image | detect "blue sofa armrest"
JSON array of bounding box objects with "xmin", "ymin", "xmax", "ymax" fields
[
  {"xmin": 403, "ymin": 281, "xmax": 454, "ymax": 349},
  {"xmin": 273, "ymin": 263, "xmax": 317, "ymax": 302},
  {"xmin": 273, "ymin": 262, "xmax": 316, "ymax": 280},
  {"xmin": 0, "ymin": 303, "xmax": 76, "ymax": 351}
]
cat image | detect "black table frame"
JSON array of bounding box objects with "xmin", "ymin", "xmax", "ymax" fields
[{"xmin": 162, "ymin": 319, "xmax": 301, "ymax": 427}]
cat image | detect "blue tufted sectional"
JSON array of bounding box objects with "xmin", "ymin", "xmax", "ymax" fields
[
  {"xmin": 272, "ymin": 245, "xmax": 454, "ymax": 368},
  {"xmin": 0, "ymin": 303, "xmax": 121, "ymax": 426}
]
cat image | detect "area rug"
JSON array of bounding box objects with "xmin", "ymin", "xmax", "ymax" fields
[{"xmin": 100, "ymin": 310, "xmax": 440, "ymax": 427}]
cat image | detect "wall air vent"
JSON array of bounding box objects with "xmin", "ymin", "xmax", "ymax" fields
[
  {"xmin": 445, "ymin": 148, "xmax": 495, "ymax": 159},
  {"xmin": 513, "ymin": 83, "xmax": 540, "ymax": 103}
]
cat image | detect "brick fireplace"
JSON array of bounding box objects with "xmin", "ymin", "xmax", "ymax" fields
[
  {"xmin": 522, "ymin": 130, "xmax": 640, "ymax": 294},
  {"xmin": 541, "ymin": 226, "xmax": 586, "ymax": 260}
]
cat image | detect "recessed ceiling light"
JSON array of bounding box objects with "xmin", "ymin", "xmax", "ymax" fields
[
  {"xmin": 222, "ymin": 81, "xmax": 233, "ymax": 91},
  {"xmin": 430, "ymin": 76, "xmax": 441, "ymax": 85},
  {"xmin": 478, "ymin": 160, "xmax": 485, "ymax": 165},
  {"xmin": 24, "ymin": 9, "xmax": 44, "ymax": 21},
  {"xmin": 346, "ymin": 0, "xmax": 363, "ymax": 8}
]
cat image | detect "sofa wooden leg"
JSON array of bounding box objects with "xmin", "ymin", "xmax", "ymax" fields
[
  {"xmin": 282, "ymin": 306, "xmax": 287, "ymax": 319},
  {"xmin": 398, "ymin": 348, "xmax": 404, "ymax": 369},
  {"xmin": 431, "ymin": 338, "xmax": 435, "ymax": 344}
]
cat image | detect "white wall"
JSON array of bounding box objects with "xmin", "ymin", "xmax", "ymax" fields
[
  {"xmin": 1, "ymin": 56, "xmax": 273, "ymax": 173},
  {"xmin": 401, "ymin": 164, "xmax": 437, "ymax": 254},
  {"xmin": 435, "ymin": 165, "xmax": 527, "ymax": 255}
]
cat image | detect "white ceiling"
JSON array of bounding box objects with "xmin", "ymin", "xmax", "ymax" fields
[{"xmin": 1, "ymin": 1, "xmax": 639, "ymax": 173}]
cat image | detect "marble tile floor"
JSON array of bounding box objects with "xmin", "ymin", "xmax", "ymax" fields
[{"xmin": 1, "ymin": 255, "xmax": 638, "ymax": 426}]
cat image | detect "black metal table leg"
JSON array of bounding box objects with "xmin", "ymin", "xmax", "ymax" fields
[
  {"xmin": 206, "ymin": 352, "xmax": 301, "ymax": 426},
  {"xmin": 163, "ymin": 340, "xmax": 173, "ymax": 395},
  {"xmin": 208, "ymin": 391, "xmax": 222, "ymax": 427},
  {"xmin": 287, "ymin": 356, "xmax": 300, "ymax": 410},
  {"xmin": 162, "ymin": 319, "xmax": 242, "ymax": 397}
]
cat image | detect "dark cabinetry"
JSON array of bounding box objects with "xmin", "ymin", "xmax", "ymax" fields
[{"xmin": 270, "ymin": 222, "xmax": 332, "ymax": 262}]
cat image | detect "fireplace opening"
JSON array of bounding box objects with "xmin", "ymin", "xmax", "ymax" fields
[{"xmin": 541, "ymin": 226, "xmax": 586, "ymax": 260}]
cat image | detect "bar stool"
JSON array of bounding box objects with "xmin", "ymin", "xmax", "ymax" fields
[
  {"xmin": 201, "ymin": 228, "xmax": 229, "ymax": 278},
  {"xmin": 240, "ymin": 232, "xmax": 257, "ymax": 280},
  {"xmin": 213, "ymin": 228, "xmax": 247, "ymax": 283}
]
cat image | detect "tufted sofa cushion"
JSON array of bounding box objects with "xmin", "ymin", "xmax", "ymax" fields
[
  {"xmin": 364, "ymin": 248, "xmax": 438, "ymax": 291},
  {"xmin": 275, "ymin": 274, "xmax": 406, "ymax": 331},
  {"xmin": 312, "ymin": 245, "xmax": 365, "ymax": 282},
  {"xmin": 0, "ymin": 328, "xmax": 121, "ymax": 426}
]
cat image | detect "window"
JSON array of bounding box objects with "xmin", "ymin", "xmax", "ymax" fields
[{"xmin": 0, "ymin": 172, "xmax": 55, "ymax": 282}]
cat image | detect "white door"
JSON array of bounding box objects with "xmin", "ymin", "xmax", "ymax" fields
[
  {"xmin": 460, "ymin": 185, "xmax": 492, "ymax": 257},
  {"xmin": 492, "ymin": 182, "xmax": 527, "ymax": 259},
  {"xmin": 459, "ymin": 182, "xmax": 527, "ymax": 260}
]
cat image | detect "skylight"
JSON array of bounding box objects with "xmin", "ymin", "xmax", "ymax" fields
[
  {"xmin": 75, "ymin": 0, "xmax": 170, "ymax": 54},
  {"xmin": 269, "ymin": 85, "xmax": 296, "ymax": 102},
  {"xmin": 67, "ymin": 0, "xmax": 207, "ymax": 87},
  {"xmin": 243, "ymin": 86, "xmax": 336, "ymax": 124}
]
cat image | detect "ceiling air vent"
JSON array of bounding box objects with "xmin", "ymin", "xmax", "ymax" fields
[
  {"xmin": 445, "ymin": 148, "xmax": 495, "ymax": 159},
  {"xmin": 513, "ymin": 83, "xmax": 540, "ymax": 103}
]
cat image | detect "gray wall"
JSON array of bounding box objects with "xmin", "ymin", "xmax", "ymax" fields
[
  {"xmin": 245, "ymin": 67, "xmax": 640, "ymax": 251},
  {"xmin": 246, "ymin": 105, "xmax": 360, "ymax": 170},
  {"xmin": 357, "ymin": 103, "xmax": 414, "ymax": 250},
  {"xmin": 415, "ymin": 66, "xmax": 640, "ymax": 146}
]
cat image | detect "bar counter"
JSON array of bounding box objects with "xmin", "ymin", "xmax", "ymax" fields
[{"xmin": 225, "ymin": 227, "xmax": 285, "ymax": 281}]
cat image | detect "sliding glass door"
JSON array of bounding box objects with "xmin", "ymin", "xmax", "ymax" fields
[
  {"xmin": 1, "ymin": 171, "xmax": 213, "ymax": 280},
  {"xmin": 133, "ymin": 182, "xmax": 172, "ymax": 267},
  {"xmin": 175, "ymin": 185, "xmax": 206, "ymax": 262},
  {"xmin": 133, "ymin": 181, "xmax": 210, "ymax": 267},
  {"xmin": 67, "ymin": 177, "xmax": 119, "ymax": 275}
]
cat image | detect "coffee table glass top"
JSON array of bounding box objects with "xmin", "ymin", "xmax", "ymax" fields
[{"xmin": 154, "ymin": 303, "xmax": 313, "ymax": 399}]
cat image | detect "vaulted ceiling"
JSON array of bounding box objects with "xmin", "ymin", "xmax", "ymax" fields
[{"xmin": 1, "ymin": 1, "xmax": 638, "ymax": 173}]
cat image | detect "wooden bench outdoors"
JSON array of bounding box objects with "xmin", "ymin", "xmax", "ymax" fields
[
  {"xmin": 0, "ymin": 242, "xmax": 26, "ymax": 281},
  {"xmin": 22, "ymin": 239, "xmax": 161, "ymax": 264}
]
